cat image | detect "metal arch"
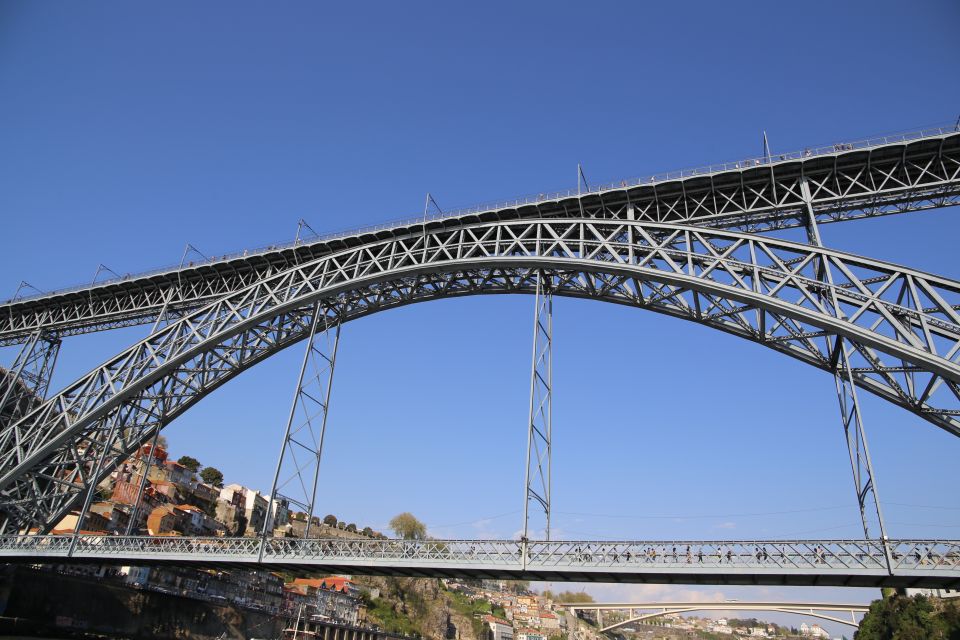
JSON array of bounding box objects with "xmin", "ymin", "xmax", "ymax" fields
[
  {"xmin": 3, "ymin": 219, "xmax": 960, "ymax": 532},
  {"xmin": 1, "ymin": 131, "xmax": 958, "ymax": 346},
  {"xmin": 600, "ymin": 610, "xmax": 858, "ymax": 632}
]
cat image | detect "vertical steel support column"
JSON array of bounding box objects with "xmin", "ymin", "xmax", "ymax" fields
[
  {"xmin": 522, "ymin": 272, "xmax": 552, "ymax": 541},
  {"xmin": 800, "ymin": 177, "xmax": 890, "ymax": 544},
  {"xmin": 262, "ymin": 302, "xmax": 340, "ymax": 547}
]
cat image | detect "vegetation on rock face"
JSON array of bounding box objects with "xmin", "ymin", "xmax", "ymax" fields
[
  {"xmin": 323, "ymin": 514, "xmax": 338, "ymax": 526},
  {"xmin": 855, "ymin": 594, "xmax": 960, "ymax": 639},
  {"xmin": 540, "ymin": 589, "xmax": 594, "ymax": 604},
  {"xmin": 361, "ymin": 587, "xmax": 424, "ymax": 637},
  {"xmin": 389, "ymin": 512, "xmax": 427, "ymax": 540}
]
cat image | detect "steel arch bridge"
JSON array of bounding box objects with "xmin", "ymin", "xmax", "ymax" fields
[
  {"xmin": 1, "ymin": 124, "xmax": 960, "ymax": 586},
  {"xmin": 562, "ymin": 601, "xmax": 869, "ymax": 631}
]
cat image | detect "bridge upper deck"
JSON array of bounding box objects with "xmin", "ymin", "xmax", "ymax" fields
[{"xmin": 1, "ymin": 127, "xmax": 958, "ymax": 345}]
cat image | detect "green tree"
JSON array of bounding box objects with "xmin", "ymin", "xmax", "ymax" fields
[
  {"xmin": 199, "ymin": 466, "xmax": 224, "ymax": 487},
  {"xmin": 177, "ymin": 455, "xmax": 201, "ymax": 472},
  {"xmin": 550, "ymin": 590, "xmax": 594, "ymax": 604},
  {"xmin": 856, "ymin": 594, "xmax": 960, "ymax": 639},
  {"xmin": 323, "ymin": 514, "xmax": 337, "ymax": 527},
  {"xmin": 346, "ymin": 523, "xmax": 357, "ymax": 532},
  {"xmin": 362, "ymin": 526, "xmax": 374, "ymax": 537},
  {"xmin": 389, "ymin": 512, "xmax": 427, "ymax": 540}
]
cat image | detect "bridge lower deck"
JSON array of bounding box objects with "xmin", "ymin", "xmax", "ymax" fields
[{"xmin": 1, "ymin": 536, "xmax": 958, "ymax": 589}]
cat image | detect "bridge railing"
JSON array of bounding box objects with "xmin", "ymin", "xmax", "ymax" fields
[
  {"xmin": 5, "ymin": 123, "xmax": 957, "ymax": 307},
  {"xmin": 1, "ymin": 535, "xmax": 958, "ymax": 574}
]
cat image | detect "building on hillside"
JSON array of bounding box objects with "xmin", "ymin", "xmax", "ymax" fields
[
  {"xmin": 220, "ymin": 484, "xmax": 268, "ymax": 536},
  {"xmin": 481, "ymin": 615, "xmax": 513, "ymax": 640},
  {"xmin": 53, "ymin": 510, "xmax": 110, "ymax": 534},
  {"xmin": 283, "ymin": 583, "xmax": 317, "ymax": 616},
  {"xmin": 190, "ymin": 482, "xmax": 220, "ymax": 511},
  {"xmin": 146, "ymin": 505, "xmax": 181, "ymax": 535},
  {"xmin": 515, "ymin": 629, "xmax": 546, "ymax": 640},
  {"xmin": 215, "ymin": 484, "xmax": 246, "ymax": 534},
  {"xmin": 174, "ymin": 504, "xmax": 225, "ymax": 536},
  {"xmin": 539, "ymin": 611, "xmax": 560, "ymax": 631},
  {"xmin": 799, "ymin": 623, "xmax": 829, "ymax": 638},
  {"xmin": 89, "ymin": 502, "xmax": 131, "ymax": 532},
  {"xmin": 259, "ymin": 496, "xmax": 291, "ymax": 534},
  {"xmin": 289, "ymin": 577, "xmax": 361, "ymax": 624},
  {"xmin": 150, "ymin": 480, "xmax": 182, "ymax": 503},
  {"xmin": 242, "ymin": 489, "xmax": 269, "ymax": 536},
  {"xmin": 118, "ymin": 566, "xmax": 283, "ymax": 613}
]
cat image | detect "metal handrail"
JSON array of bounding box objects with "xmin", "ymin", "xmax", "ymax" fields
[
  {"xmin": 5, "ymin": 122, "xmax": 957, "ymax": 306},
  {"xmin": 1, "ymin": 535, "xmax": 958, "ymax": 573}
]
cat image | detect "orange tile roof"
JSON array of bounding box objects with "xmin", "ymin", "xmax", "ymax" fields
[
  {"xmin": 290, "ymin": 576, "xmax": 353, "ymax": 592},
  {"xmin": 51, "ymin": 529, "xmax": 109, "ymax": 535}
]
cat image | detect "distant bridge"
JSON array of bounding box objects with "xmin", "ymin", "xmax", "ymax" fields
[
  {"xmin": 1, "ymin": 536, "xmax": 958, "ymax": 589},
  {"xmin": 561, "ymin": 601, "xmax": 869, "ymax": 630}
]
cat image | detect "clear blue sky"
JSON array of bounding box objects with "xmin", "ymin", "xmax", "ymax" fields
[{"xmin": 2, "ymin": 1, "xmax": 959, "ymax": 631}]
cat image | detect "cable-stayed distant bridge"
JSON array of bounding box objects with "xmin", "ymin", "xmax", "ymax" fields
[{"xmin": 1, "ymin": 123, "xmax": 959, "ymax": 585}]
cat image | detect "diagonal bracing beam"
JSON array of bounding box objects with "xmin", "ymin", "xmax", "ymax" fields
[
  {"xmin": 523, "ymin": 272, "xmax": 552, "ymax": 541},
  {"xmin": 800, "ymin": 177, "xmax": 889, "ymax": 543},
  {"xmin": 263, "ymin": 301, "xmax": 340, "ymax": 543},
  {"xmin": 0, "ymin": 331, "xmax": 60, "ymax": 432}
]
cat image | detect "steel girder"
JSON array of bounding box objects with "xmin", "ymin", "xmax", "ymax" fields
[
  {"xmin": 1, "ymin": 219, "xmax": 960, "ymax": 533},
  {"xmin": 1, "ymin": 132, "xmax": 958, "ymax": 346},
  {"xmin": 0, "ymin": 536, "xmax": 958, "ymax": 588}
]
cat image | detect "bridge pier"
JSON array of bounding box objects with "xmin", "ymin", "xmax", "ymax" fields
[
  {"xmin": 523, "ymin": 272, "xmax": 552, "ymax": 541},
  {"xmin": 263, "ymin": 300, "xmax": 341, "ymax": 545},
  {"xmin": 800, "ymin": 177, "xmax": 890, "ymax": 548}
]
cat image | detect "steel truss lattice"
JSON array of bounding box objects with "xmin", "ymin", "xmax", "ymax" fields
[
  {"xmin": 2, "ymin": 219, "xmax": 960, "ymax": 533},
  {"xmin": 523, "ymin": 274, "xmax": 552, "ymax": 541},
  {"xmin": 0, "ymin": 535, "xmax": 958, "ymax": 588},
  {"xmin": 1, "ymin": 132, "xmax": 958, "ymax": 345},
  {"xmin": 0, "ymin": 331, "xmax": 60, "ymax": 431},
  {"xmin": 263, "ymin": 302, "xmax": 340, "ymax": 540},
  {"xmin": 800, "ymin": 178, "xmax": 889, "ymax": 542}
]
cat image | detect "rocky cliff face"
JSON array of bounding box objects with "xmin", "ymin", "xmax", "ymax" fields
[{"xmin": 356, "ymin": 576, "xmax": 483, "ymax": 640}]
